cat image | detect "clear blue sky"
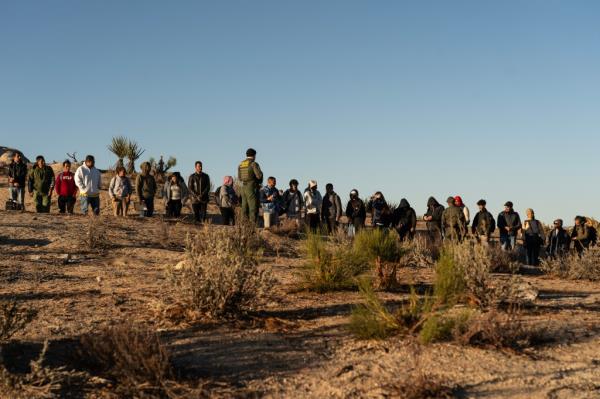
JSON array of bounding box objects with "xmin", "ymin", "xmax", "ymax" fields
[{"xmin": 1, "ymin": 1, "xmax": 599, "ymax": 222}]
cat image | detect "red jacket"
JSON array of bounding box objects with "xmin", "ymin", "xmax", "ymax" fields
[{"xmin": 55, "ymin": 171, "xmax": 78, "ymax": 197}]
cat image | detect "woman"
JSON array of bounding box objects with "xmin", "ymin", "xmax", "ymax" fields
[
  {"xmin": 345, "ymin": 189, "xmax": 366, "ymax": 233},
  {"xmin": 218, "ymin": 176, "xmax": 238, "ymax": 225},
  {"xmin": 366, "ymin": 192, "xmax": 392, "ymax": 229},
  {"xmin": 108, "ymin": 166, "xmax": 132, "ymax": 217},
  {"xmin": 522, "ymin": 208, "xmax": 545, "ymax": 266},
  {"xmin": 571, "ymin": 216, "xmax": 591, "ymax": 256},
  {"xmin": 304, "ymin": 180, "xmax": 322, "ymax": 231},
  {"xmin": 162, "ymin": 172, "xmax": 188, "ymax": 217}
]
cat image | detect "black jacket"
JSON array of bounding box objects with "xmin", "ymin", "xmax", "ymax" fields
[
  {"xmin": 424, "ymin": 197, "xmax": 444, "ymax": 232},
  {"xmin": 188, "ymin": 172, "xmax": 211, "ymax": 203},
  {"xmin": 497, "ymin": 210, "xmax": 522, "ymax": 237},
  {"xmin": 321, "ymin": 191, "xmax": 343, "ymax": 220},
  {"xmin": 472, "ymin": 209, "xmax": 496, "ymax": 236},
  {"xmin": 8, "ymin": 160, "xmax": 28, "ymax": 186},
  {"xmin": 367, "ymin": 198, "xmax": 392, "ymax": 227},
  {"xmin": 393, "ymin": 199, "xmax": 417, "ymax": 232},
  {"xmin": 345, "ymin": 198, "xmax": 366, "ymax": 221},
  {"xmin": 281, "ymin": 189, "xmax": 303, "ymax": 215},
  {"xmin": 547, "ymin": 228, "xmax": 570, "ymax": 256}
]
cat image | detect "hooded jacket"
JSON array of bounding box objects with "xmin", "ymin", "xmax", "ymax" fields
[
  {"xmin": 187, "ymin": 172, "xmax": 211, "ymax": 204},
  {"xmin": 282, "ymin": 189, "xmax": 303, "ymax": 216},
  {"xmin": 304, "ymin": 188, "xmax": 322, "ymax": 215},
  {"xmin": 321, "ymin": 191, "xmax": 343, "ymax": 220},
  {"xmin": 135, "ymin": 163, "xmax": 157, "ymax": 199},
  {"xmin": 367, "ymin": 197, "xmax": 391, "ymax": 227},
  {"xmin": 425, "ymin": 197, "xmax": 444, "ymax": 232},
  {"xmin": 75, "ymin": 163, "xmax": 102, "ymax": 197},
  {"xmin": 163, "ymin": 179, "xmax": 189, "ymax": 203},
  {"xmin": 109, "ymin": 175, "xmax": 133, "ymax": 199},
  {"xmin": 393, "ymin": 199, "xmax": 417, "ymax": 232},
  {"xmin": 345, "ymin": 197, "xmax": 366, "ymax": 221},
  {"xmin": 8, "ymin": 160, "xmax": 28, "ymax": 186},
  {"xmin": 472, "ymin": 209, "xmax": 496, "ymax": 236},
  {"xmin": 442, "ymin": 204, "xmax": 467, "ymax": 240}
]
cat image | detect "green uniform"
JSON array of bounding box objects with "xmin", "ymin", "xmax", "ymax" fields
[
  {"xmin": 442, "ymin": 205, "xmax": 467, "ymax": 241},
  {"xmin": 238, "ymin": 158, "xmax": 263, "ymax": 223},
  {"xmin": 29, "ymin": 166, "xmax": 55, "ymax": 213}
]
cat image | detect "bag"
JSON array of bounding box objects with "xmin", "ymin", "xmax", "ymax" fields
[
  {"xmin": 5, "ymin": 200, "xmax": 22, "ymax": 211},
  {"xmin": 214, "ymin": 186, "xmax": 222, "ymax": 207}
]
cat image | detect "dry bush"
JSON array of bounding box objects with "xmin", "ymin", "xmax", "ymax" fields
[
  {"xmin": 269, "ymin": 218, "xmax": 300, "ymax": 238},
  {"xmin": 398, "ymin": 236, "xmax": 439, "ymax": 269},
  {"xmin": 79, "ymin": 323, "xmax": 185, "ymax": 398},
  {"xmin": 157, "ymin": 218, "xmax": 176, "ymax": 249},
  {"xmin": 488, "ymin": 245, "xmax": 520, "ymax": 273},
  {"xmin": 166, "ymin": 220, "xmax": 273, "ymax": 318},
  {"xmin": 541, "ymin": 251, "xmax": 600, "ymax": 281},
  {"xmin": 418, "ymin": 308, "xmax": 473, "ymax": 345},
  {"xmin": 300, "ymin": 231, "xmax": 369, "ymax": 292},
  {"xmin": 0, "ymin": 301, "xmax": 36, "ymax": 341},
  {"xmin": 81, "ymin": 217, "xmax": 109, "ymax": 250},
  {"xmin": 353, "ymin": 229, "xmax": 403, "ymax": 290}
]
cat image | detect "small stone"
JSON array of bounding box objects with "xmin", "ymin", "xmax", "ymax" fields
[{"xmin": 96, "ymin": 276, "xmax": 102, "ymax": 283}]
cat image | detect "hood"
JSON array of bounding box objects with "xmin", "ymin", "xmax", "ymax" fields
[
  {"xmin": 427, "ymin": 197, "xmax": 440, "ymax": 207},
  {"xmin": 399, "ymin": 198, "xmax": 410, "ymax": 208},
  {"xmin": 454, "ymin": 196, "xmax": 464, "ymax": 207}
]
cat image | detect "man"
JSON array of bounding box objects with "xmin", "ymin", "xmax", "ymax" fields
[
  {"xmin": 547, "ymin": 219, "xmax": 570, "ymax": 259},
  {"xmin": 238, "ymin": 148, "xmax": 263, "ymax": 223},
  {"xmin": 497, "ymin": 201, "xmax": 522, "ymax": 251},
  {"xmin": 304, "ymin": 180, "xmax": 322, "ymax": 231},
  {"xmin": 571, "ymin": 216, "xmax": 591, "ymax": 255},
  {"xmin": 136, "ymin": 161, "xmax": 157, "ymax": 217},
  {"xmin": 75, "ymin": 155, "xmax": 102, "ymax": 215},
  {"xmin": 424, "ymin": 197, "xmax": 444, "ymax": 243},
  {"xmin": 345, "ymin": 189, "xmax": 366, "ymax": 233},
  {"xmin": 28, "ymin": 155, "xmax": 55, "ymax": 213},
  {"xmin": 471, "ymin": 199, "xmax": 496, "ymax": 245},
  {"xmin": 393, "ymin": 198, "xmax": 417, "ymax": 241},
  {"xmin": 282, "ymin": 179, "xmax": 304, "ymax": 227},
  {"xmin": 55, "ymin": 160, "xmax": 78, "ymax": 214},
  {"xmin": 7, "ymin": 151, "xmax": 28, "ymax": 211},
  {"xmin": 321, "ymin": 183, "xmax": 343, "ymax": 234},
  {"xmin": 187, "ymin": 161, "xmax": 210, "ymax": 223},
  {"xmin": 441, "ymin": 196, "xmax": 467, "ymax": 241},
  {"xmin": 260, "ymin": 176, "xmax": 281, "ymax": 229}
]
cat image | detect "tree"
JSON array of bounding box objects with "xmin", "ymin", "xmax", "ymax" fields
[
  {"xmin": 107, "ymin": 136, "xmax": 129, "ymax": 168},
  {"xmin": 125, "ymin": 139, "xmax": 145, "ymax": 174}
]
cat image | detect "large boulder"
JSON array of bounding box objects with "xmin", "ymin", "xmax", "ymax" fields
[{"xmin": 0, "ymin": 146, "xmax": 30, "ymax": 167}]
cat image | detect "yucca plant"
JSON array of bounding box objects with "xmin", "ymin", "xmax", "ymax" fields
[
  {"xmin": 125, "ymin": 139, "xmax": 145, "ymax": 174},
  {"xmin": 353, "ymin": 229, "xmax": 403, "ymax": 290},
  {"xmin": 107, "ymin": 136, "xmax": 129, "ymax": 168}
]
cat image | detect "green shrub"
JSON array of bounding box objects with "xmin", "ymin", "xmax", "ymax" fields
[
  {"xmin": 433, "ymin": 249, "xmax": 467, "ymax": 306},
  {"xmin": 419, "ymin": 309, "xmax": 473, "ymax": 344},
  {"xmin": 353, "ymin": 229, "xmax": 403, "ymax": 290},
  {"xmin": 349, "ymin": 279, "xmax": 402, "ymax": 339}
]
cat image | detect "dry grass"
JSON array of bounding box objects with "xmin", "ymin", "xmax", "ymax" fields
[
  {"xmin": 81, "ymin": 216, "xmax": 109, "ymax": 250},
  {"xmin": 541, "ymin": 251, "xmax": 600, "ymax": 281},
  {"xmin": 398, "ymin": 235, "xmax": 439, "ymax": 269},
  {"xmin": 0, "ymin": 300, "xmax": 36, "ymax": 341},
  {"xmin": 166, "ymin": 219, "xmax": 273, "ymax": 319}
]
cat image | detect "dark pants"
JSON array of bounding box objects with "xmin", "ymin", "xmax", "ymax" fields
[
  {"xmin": 397, "ymin": 226, "xmax": 414, "ymax": 241},
  {"xmin": 220, "ymin": 207, "xmax": 235, "ymax": 225},
  {"xmin": 192, "ymin": 202, "xmax": 208, "ymax": 223},
  {"xmin": 166, "ymin": 200, "xmax": 182, "ymax": 217},
  {"xmin": 58, "ymin": 196, "xmax": 75, "ymax": 214},
  {"xmin": 141, "ymin": 196, "xmax": 154, "ymax": 217},
  {"xmin": 524, "ymin": 236, "xmax": 542, "ymax": 266},
  {"xmin": 351, "ymin": 217, "xmax": 365, "ymax": 232},
  {"xmin": 324, "ymin": 218, "xmax": 338, "ymax": 234},
  {"xmin": 307, "ymin": 213, "xmax": 320, "ymax": 232}
]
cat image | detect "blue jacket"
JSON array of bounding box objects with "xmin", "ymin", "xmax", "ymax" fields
[{"xmin": 260, "ymin": 186, "xmax": 281, "ymax": 213}]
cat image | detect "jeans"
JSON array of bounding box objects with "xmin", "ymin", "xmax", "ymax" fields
[
  {"xmin": 166, "ymin": 200, "xmax": 182, "ymax": 217},
  {"xmin": 140, "ymin": 196, "xmax": 154, "ymax": 217},
  {"xmin": 58, "ymin": 196, "xmax": 75, "ymax": 214},
  {"xmin": 9, "ymin": 186, "xmax": 25, "ymax": 209},
  {"xmin": 192, "ymin": 202, "xmax": 207, "ymax": 223},
  {"xmin": 80, "ymin": 196, "xmax": 100, "ymax": 215},
  {"xmin": 500, "ymin": 234, "xmax": 517, "ymax": 251}
]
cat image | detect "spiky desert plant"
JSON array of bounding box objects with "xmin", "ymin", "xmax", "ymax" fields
[
  {"xmin": 353, "ymin": 229, "xmax": 403, "ymax": 290},
  {"xmin": 125, "ymin": 139, "xmax": 145, "ymax": 174},
  {"xmin": 107, "ymin": 136, "xmax": 129, "ymax": 168}
]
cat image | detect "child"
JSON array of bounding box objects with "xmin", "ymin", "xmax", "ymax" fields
[
  {"xmin": 163, "ymin": 172, "xmax": 188, "ymax": 217},
  {"xmin": 109, "ymin": 166, "xmax": 132, "ymax": 216}
]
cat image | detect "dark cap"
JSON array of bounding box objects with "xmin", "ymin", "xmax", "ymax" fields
[
  {"xmin": 246, "ymin": 148, "xmax": 257, "ymax": 157},
  {"xmin": 446, "ymin": 196, "xmax": 455, "ymax": 204},
  {"xmin": 85, "ymin": 155, "xmax": 95, "ymax": 162},
  {"xmin": 477, "ymin": 199, "xmax": 486, "ymax": 206},
  {"xmin": 504, "ymin": 201, "xmax": 513, "ymax": 208}
]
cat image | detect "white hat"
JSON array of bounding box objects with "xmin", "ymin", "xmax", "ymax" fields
[{"xmin": 309, "ymin": 180, "xmax": 318, "ymax": 188}]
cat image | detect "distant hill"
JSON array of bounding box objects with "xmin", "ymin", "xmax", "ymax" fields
[{"xmin": 0, "ymin": 146, "xmax": 31, "ymax": 166}]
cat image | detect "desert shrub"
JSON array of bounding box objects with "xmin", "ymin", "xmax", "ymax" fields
[
  {"xmin": 349, "ymin": 279, "xmax": 403, "ymax": 339},
  {"xmin": 353, "ymin": 229, "xmax": 403, "ymax": 290},
  {"xmin": 269, "ymin": 218, "xmax": 300, "ymax": 238},
  {"xmin": 79, "ymin": 323, "xmax": 177, "ymax": 397},
  {"xmin": 488, "ymin": 245, "xmax": 520, "ymax": 273},
  {"xmin": 398, "ymin": 236, "xmax": 438, "ymax": 269},
  {"xmin": 541, "ymin": 251, "xmax": 600, "ymax": 281},
  {"xmin": 82, "ymin": 217, "xmax": 109, "ymax": 250},
  {"xmin": 0, "ymin": 301, "xmax": 36, "ymax": 341},
  {"xmin": 166, "ymin": 220, "xmax": 272, "ymax": 318},
  {"xmin": 433, "ymin": 249, "xmax": 467, "ymax": 306},
  {"xmin": 418, "ymin": 309, "xmax": 473, "ymax": 345},
  {"xmin": 300, "ymin": 231, "xmax": 370, "ymax": 292}
]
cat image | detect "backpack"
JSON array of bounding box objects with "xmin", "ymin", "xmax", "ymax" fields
[{"xmin": 214, "ymin": 186, "xmax": 222, "ymax": 207}]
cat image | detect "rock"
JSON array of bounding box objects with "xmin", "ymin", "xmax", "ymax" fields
[
  {"xmin": 29, "ymin": 255, "xmax": 41, "ymax": 261},
  {"xmin": 59, "ymin": 254, "xmax": 71, "ymax": 264},
  {"xmin": 96, "ymin": 276, "xmax": 102, "ymax": 283},
  {"xmin": 174, "ymin": 260, "xmax": 187, "ymax": 270}
]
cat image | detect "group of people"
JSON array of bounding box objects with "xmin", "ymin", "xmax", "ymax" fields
[{"xmin": 6, "ymin": 148, "xmax": 596, "ymax": 265}]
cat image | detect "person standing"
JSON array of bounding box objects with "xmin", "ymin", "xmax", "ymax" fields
[
  {"xmin": 217, "ymin": 176, "xmax": 238, "ymax": 225},
  {"xmin": 547, "ymin": 219, "xmax": 570, "ymax": 259},
  {"xmin": 367, "ymin": 192, "xmax": 392, "ymax": 229},
  {"xmin": 497, "ymin": 201, "xmax": 522, "ymax": 251},
  {"xmin": 7, "ymin": 151, "xmax": 28, "ymax": 211},
  {"xmin": 424, "ymin": 197, "xmax": 444, "ymax": 244},
  {"xmin": 187, "ymin": 161, "xmax": 210, "ymax": 223},
  {"xmin": 321, "ymin": 183, "xmax": 343, "ymax": 234},
  {"xmin": 345, "ymin": 189, "xmax": 366, "ymax": 233},
  {"xmin": 393, "ymin": 198, "xmax": 417, "ymax": 241},
  {"xmin": 522, "ymin": 208, "xmax": 545, "ymax": 266},
  {"xmin": 454, "ymin": 195, "xmax": 470, "ymax": 230},
  {"xmin": 28, "ymin": 155, "xmax": 55, "ymax": 213},
  {"xmin": 135, "ymin": 161, "xmax": 157, "ymax": 217},
  {"xmin": 55, "ymin": 160, "xmax": 78, "ymax": 214},
  {"xmin": 109, "ymin": 166, "xmax": 133, "ymax": 217},
  {"xmin": 238, "ymin": 148, "xmax": 263, "ymax": 223},
  {"xmin": 163, "ymin": 172, "xmax": 188, "ymax": 218},
  {"xmin": 260, "ymin": 176, "xmax": 281, "ymax": 229},
  {"xmin": 471, "ymin": 199, "xmax": 496, "ymax": 245},
  {"xmin": 571, "ymin": 216, "xmax": 591, "ymax": 255},
  {"xmin": 75, "ymin": 155, "xmax": 102, "ymax": 216},
  {"xmin": 304, "ymin": 180, "xmax": 322, "ymax": 231},
  {"xmin": 442, "ymin": 197, "xmax": 467, "ymax": 242},
  {"xmin": 282, "ymin": 179, "xmax": 304, "ymax": 227}
]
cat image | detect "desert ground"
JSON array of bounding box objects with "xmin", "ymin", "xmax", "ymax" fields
[{"xmin": 1, "ymin": 180, "xmax": 600, "ymax": 399}]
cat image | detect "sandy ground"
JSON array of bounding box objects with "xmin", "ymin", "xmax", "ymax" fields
[{"xmin": 1, "ymin": 183, "xmax": 600, "ymax": 398}]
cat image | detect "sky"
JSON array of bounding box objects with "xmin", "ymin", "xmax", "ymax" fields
[{"xmin": 1, "ymin": 1, "xmax": 599, "ymax": 222}]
